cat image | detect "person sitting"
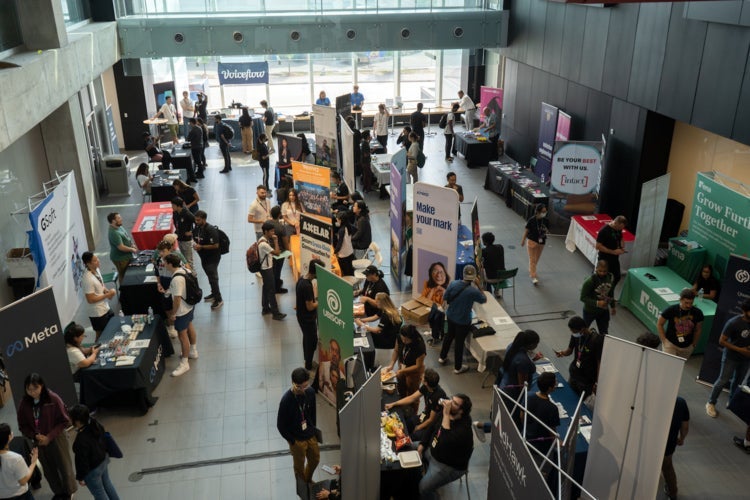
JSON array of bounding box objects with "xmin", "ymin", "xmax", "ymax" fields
[
  {"xmin": 142, "ymin": 131, "xmax": 172, "ymax": 169},
  {"xmin": 481, "ymin": 232, "xmax": 505, "ymax": 292},
  {"xmin": 64, "ymin": 323, "xmax": 100, "ymax": 377},
  {"xmin": 135, "ymin": 163, "xmax": 152, "ymax": 194},
  {"xmin": 351, "ymin": 201, "xmax": 372, "ymax": 253},
  {"xmin": 330, "ymin": 172, "xmax": 350, "ymax": 213},
  {"xmin": 384, "ymin": 368, "xmax": 447, "ymax": 442},
  {"xmin": 692, "ymin": 264, "xmax": 720, "ymax": 301}
]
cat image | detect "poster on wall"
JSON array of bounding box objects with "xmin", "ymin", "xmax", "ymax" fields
[
  {"xmin": 291, "ymin": 161, "xmax": 332, "ymax": 219},
  {"xmin": 411, "ymin": 182, "xmax": 460, "ymax": 299},
  {"xmin": 217, "ymin": 62, "xmax": 269, "ymax": 85},
  {"xmin": 313, "ymin": 105, "xmax": 339, "ymax": 171},
  {"xmin": 299, "ymin": 213, "xmax": 333, "ymax": 280},
  {"xmin": 479, "ymin": 86, "xmax": 504, "ymax": 122},
  {"xmin": 0, "ymin": 287, "xmax": 78, "ymax": 407},
  {"xmin": 688, "ymin": 172, "xmax": 750, "ymax": 276},
  {"xmin": 548, "ymin": 141, "xmax": 603, "ymax": 233},
  {"xmin": 340, "ymin": 118, "xmax": 355, "ymax": 195},
  {"xmin": 317, "ymin": 266, "xmax": 354, "ymax": 407},
  {"xmin": 535, "ymin": 102, "xmax": 559, "ymax": 179},
  {"xmin": 27, "ymin": 173, "xmax": 88, "ymax": 327}
]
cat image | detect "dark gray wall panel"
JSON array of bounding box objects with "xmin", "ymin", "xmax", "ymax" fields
[
  {"xmin": 685, "ymin": 1, "xmax": 743, "ymax": 25},
  {"xmin": 503, "ymin": 58, "xmax": 519, "ymax": 130},
  {"xmin": 656, "ymin": 9, "xmax": 707, "ymax": 123},
  {"xmin": 547, "ymin": 74, "xmax": 569, "ymax": 111},
  {"xmin": 541, "ymin": 1, "xmax": 565, "ymax": 75},
  {"xmin": 627, "ymin": 2, "xmax": 671, "ymax": 110},
  {"xmin": 515, "ymin": 62, "xmax": 534, "ymax": 135},
  {"xmin": 578, "ymin": 6, "xmax": 610, "ymax": 91},
  {"xmin": 525, "ymin": 0, "xmax": 547, "ymax": 69},
  {"xmin": 529, "ymin": 69, "xmax": 550, "ymax": 146},
  {"xmin": 740, "ymin": 0, "xmax": 750, "ymax": 26},
  {"xmin": 692, "ymin": 23, "xmax": 750, "ymax": 137},
  {"xmin": 731, "ymin": 58, "xmax": 750, "ymax": 143},
  {"xmin": 565, "ymin": 82, "xmax": 589, "ymax": 140},
  {"xmin": 507, "ymin": 0, "xmax": 531, "ymax": 64},
  {"xmin": 584, "ymin": 91, "xmax": 612, "ymax": 142},
  {"xmin": 602, "ymin": 3, "xmax": 640, "ymax": 100},
  {"xmin": 559, "ymin": 6, "xmax": 586, "ymax": 83}
]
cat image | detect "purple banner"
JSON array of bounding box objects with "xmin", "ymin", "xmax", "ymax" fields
[
  {"xmin": 556, "ymin": 111, "xmax": 571, "ymax": 142},
  {"xmin": 535, "ymin": 102, "xmax": 559, "ymax": 178}
]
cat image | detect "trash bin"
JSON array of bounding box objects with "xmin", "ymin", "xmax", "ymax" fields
[
  {"xmin": 102, "ymin": 154, "xmax": 131, "ymax": 196},
  {"xmin": 7, "ymin": 277, "xmax": 35, "ymax": 301}
]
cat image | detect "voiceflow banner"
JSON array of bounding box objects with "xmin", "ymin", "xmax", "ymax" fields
[{"xmin": 217, "ymin": 62, "xmax": 269, "ymax": 85}]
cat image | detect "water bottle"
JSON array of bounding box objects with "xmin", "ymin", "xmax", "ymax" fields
[
  {"xmin": 698, "ymin": 288, "xmax": 704, "ymax": 301},
  {"xmin": 118, "ymin": 310, "xmax": 125, "ymax": 326},
  {"xmin": 147, "ymin": 306, "xmax": 154, "ymax": 324}
]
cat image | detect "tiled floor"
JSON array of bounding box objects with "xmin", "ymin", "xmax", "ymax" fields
[{"xmin": 2, "ymin": 126, "xmax": 748, "ymax": 499}]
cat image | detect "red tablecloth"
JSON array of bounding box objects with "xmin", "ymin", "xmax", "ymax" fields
[
  {"xmin": 565, "ymin": 214, "xmax": 635, "ymax": 270},
  {"xmin": 132, "ymin": 202, "xmax": 174, "ymax": 249}
]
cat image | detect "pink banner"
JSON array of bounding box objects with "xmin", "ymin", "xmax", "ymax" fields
[
  {"xmin": 556, "ymin": 111, "xmax": 571, "ymax": 141},
  {"xmin": 479, "ymin": 86, "xmax": 503, "ymax": 119}
]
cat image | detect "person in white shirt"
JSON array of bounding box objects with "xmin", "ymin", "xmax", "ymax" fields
[
  {"xmin": 373, "ymin": 103, "xmax": 390, "ymax": 150},
  {"xmin": 444, "ymin": 102, "xmax": 459, "ymax": 161},
  {"xmin": 64, "ymin": 323, "xmax": 100, "ymax": 376},
  {"xmin": 179, "ymin": 91, "xmax": 195, "ymax": 134},
  {"xmin": 153, "ymin": 95, "xmax": 180, "ymax": 144},
  {"xmin": 258, "ymin": 222, "xmax": 286, "ymax": 321},
  {"xmin": 0, "ymin": 424, "xmax": 38, "ymax": 500},
  {"xmin": 247, "ymin": 185, "xmax": 272, "ymax": 241},
  {"xmin": 158, "ymin": 253, "xmax": 198, "ymax": 377},
  {"xmin": 81, "ymin": 252, "xmax": 116, "ymax": 341},
  {"xmin": 457, "ymin": 90, "xmax": 476, "ymax": 131}
]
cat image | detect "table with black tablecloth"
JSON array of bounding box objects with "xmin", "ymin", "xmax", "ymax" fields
[
  {"xmin": 119, "ymin": 255, "xmax": 166, "ymax": 317},
  {"xmin": 484, "ymin": 163, "xmax": 550, "ymax": 219},
  {"xmin": 169, "ymin": 148, "xmax": 194, "ymax": 176},
  {"xmin": 454, "ymin": 132, "xmax": 495, "ymax": 167},
  {"xmin": 150, "ymin": 169, "xmax": 186, "ymax": 202},
  {"xmin": 78, "ymin": 314, "xmax": 174, "ymax": 413}
]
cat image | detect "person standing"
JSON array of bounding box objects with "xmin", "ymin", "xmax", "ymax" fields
[
  {"xmin": 410, "ymin": 103, "xmax": 427, "ymax": 148},
  {"xmin": 158, "ymin": 253, "xmax": 198, "ymax": 376},
  {"xmin": 361, "ymin": 130, "xmax": 373, "ymax": 192},
  {"xmin": 418, "ymin": 394, "xmax": 474, "ymax": 500},
  {"xmin": 333, "ymin": 210, "xmax": 355, "ymax": 277},
  {"xmin": 384, "ymin": 368, "xmax": 447, "ymax": 442},
  {"xmin": 350, "ymin": 85, "xmax": 364, "ymax": 110},
  {"xmin": 444, "ymin": 102, "xmax": 459, "ymax": 161},
  {"xmin": 260, "ymin": 100, "xmax": 276, "ymax": 153},
  {"xmin": 373, "ymin": 103, "xmax": 389, "ymax": 150},
  {"xmin": 554, "ymin": 316, "xmax": 603, "ymax": 397},
  {"xmin": 256, "ymin": 134, "xmax": 271, "ymax": 190},
  {"xmin": 596, "ymin": 215, "xmax": 627, "ymax": 289},
  {"xmin": 81, "ymin": 252, "xmax": 116, "ymax": 341},
  {"xmin": 171, "ymin": 197, "xmax": 195, "ymax": 271},
  {"xmin": 152, "ymin": 95, "xmax": 179, "ymax": 144},
  {"xmin": 68, "ymin": 404, "xmax": 120, "ymax": 500},
  {"xmin": 580, "ymin": 260, "xmax": 615, "ymax": 335},
  {"xmin": 386, "ymin": 325, "xmax": 426, "ymax": 402},
  {"xmin": 248, "ymin": 185, "xmax": 272, "ymax": 241},
  {"xmin": 195, "ymin": 92, "xmax": 208, "ymax": 122},
  {"xmin": 0, "ymin": 423, "xmax": 38, "ymax": 500},
  {"xmin": 657, "ymin": 288, "xmax": 704, "ymax": 358},
  {"xmin": 17, "ymin": 373, "xmax": 77, "ymax": 499},
  {"xmin": 277, "ymin": 368, "xmax": 319, "ymax": 485},
  {"xmin": 107, "ymin": 212, "xmax": 137, "ymax": 283},
  {"xmin": 192, "ymin": 210, "xmax": 224, "ymax": 310},
  {"xmin": 457, "ymin": 90, "xmax": 476, "ymax": 130},
  {"xmin": 521, "ymin": 203, "xmax": 548, "ymax": 285},
  {"xmin": 214, "ymin": 115, "xmax": 232, "ymax": 173},
  {"xmin": 315, "ymin": 91, "xmax": 330, "ymax": 106},
  {"xmin": 259, "ymin": 222, "xmax": 286, "ymax": 320},
  {"xmin": 445, "ymin": 171, "xmax": 464, "ymax": 219},
  {"xmin": 297, "ymin": 260, "xmax": 322, "ymax": 370},
  {"xmin": 239, "ymin": 107, "xmax": 254, "ymax": 155},
  {"xmin": 706, "ymin": 300, "xmax": 750, "ymax": 418},
  {"xmin": 197, "ymin": 117, "xmax": 209, "ymax": 169},
  {"xmin": 186, "ymin": 118, "xmax": 204, "ymax": 179},
  {"xmin": 179, "ymin": 91, "xmax": 195, "ymax": 136},
  {"xmin": 438, "ymin": 265, "xmax": 487, "ymax": 374},
  {"xmin": 268, "ymin": 206, "xmax": 289, "ymax": 293},
  {"xmin": 406, "ymin": 132, "xmax": 421, "ymax": 184}
]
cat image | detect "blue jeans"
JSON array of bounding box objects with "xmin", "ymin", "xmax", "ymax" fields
[
  {"xmin": 84, "ymin": 456, "xmax": 120, "ymax": 500},
  {"xmin": 708, "ymin": 351, "xmax": 749, "ymax": 404},
  {"xmin": 419, "ymin": 449, "xmax": 466, "ymax": 500}
]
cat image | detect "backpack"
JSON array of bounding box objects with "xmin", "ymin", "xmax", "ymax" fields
[
  {"xmin": 246, "ymin": 242, "xmax": 261, "ymax": 273},
  {"xmin": 175, "ymin": 271, "xmax": 203, "ymax": 305},
  {"xmin": 417, "ymin": 151, "xmax": 427, "ymax": 168},
  {"xmin": 438, "ymin": 114, "xmax": 447, "ymax": 129},
  {"xmin": 215, "ymin": 226, "xmax": 230, "ymax": 254},
  {"xmin": 222, "ymin": 123, "xmax": 235, "ymax": 140}
]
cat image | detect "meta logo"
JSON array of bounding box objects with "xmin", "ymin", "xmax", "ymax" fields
[
  {"xmin": 5, "ymin": 324, "xmax": 59, "ymax": 357},
  {"xmin": 639, "ymin": 290, "xmax": 661, "ymax": 320},
  {"xmin": 40, "ymin": 208, "xmax": 57, "ymax": 231}
]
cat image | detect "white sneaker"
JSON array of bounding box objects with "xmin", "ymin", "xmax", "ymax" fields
[
  {"xmin": 532, "ymin": 277, "xmax": 539, "ymax": 285},
  {"xmin": 741, "ymin": 385, "xmax": 750, "ymax": 395},
  {"xmin": 171, "ymin": 359, "xmax": 190, "ymax": 377},
  {"xmin": 167, "ymin": 325, "xmax": 178, "ymax": 339},
  {"xmin": 706, "ymin": 402, "xmax": 718, "ymax": 418},
  {"xmin": 189, "ymin": 345, "xmax": 199, "ymax": 359}
]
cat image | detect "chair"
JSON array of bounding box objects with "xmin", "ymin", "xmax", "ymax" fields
[
  {"xmin": 352, "ymin": 242, "xmax": 381, "ymax": 270},
  {"xmin": 485, "ymin": 267, "xmax": 518, "ymax": 309},
  {"xmin": 101, "ymin": 270, "xmax": 119, "ymax": 299}
]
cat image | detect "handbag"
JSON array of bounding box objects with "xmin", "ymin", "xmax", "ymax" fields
[
  {"xmin": 251, "ymin": 149, "xmax": 260, "ymax": 161},
  {"xmin": 103, "ymin": 432, "xmax": 123, "ymax": 459}
]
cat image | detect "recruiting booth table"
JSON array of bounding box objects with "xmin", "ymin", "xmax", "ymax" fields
[
  {"xmin": 119, "ymin": 256, "xmax": 164, "ymax": 317},
  {"xmin": 564, "ymin": 214, "xmax": 635, "ymax": 271},
  {"xmin": 454, "ymin": 132, "xmax": 496, "ymax": 167},
  {"xmin": 619, "ymin": 266, "xmax": 716, "ymax": 354},
  {"xmin": 150, "ymin": 169, "xmax": 186, "ymax": 202},
  {"xmin": 132, "ymin": 202, "xmax": 174, "ymax": 249},
  {"xmin": 466, "ymin": 291, "xmax": 519, "ymax": 372},
  {"xmin": 484, "ymin": 163, "xmax": 550, "ymax": 219},
  {"xmin": 78, "ymin": 314, "xmax": 174, "ymax": 413},
  {"xmin": 666, "ymin": 237, "xmax": 707, "ymax": 283}
]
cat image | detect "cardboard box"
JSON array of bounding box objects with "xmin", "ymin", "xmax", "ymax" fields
[{"xmin": 401, "ymin": 296, "xmax": 433, "ymax": 325}]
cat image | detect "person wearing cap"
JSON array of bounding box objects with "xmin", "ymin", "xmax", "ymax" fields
[
  {"xmin": 438, "ymin": 265, "xmax": 487, "ymax": 374},
  {"xmin": 350, "ymin": 85, "xmax": 364, "ymax": 110},
  {"xmin": 357, "ymin": 265, "xmax": 389, "ymax": 318}
]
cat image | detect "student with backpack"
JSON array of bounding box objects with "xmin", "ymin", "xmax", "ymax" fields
[
  {"xmin": 258, "ymin": 222, "xmax": 287, "ymax": 321},
  {"xmin": 192, "ymin": 210, "xmax": 224, "ymax": 311},
  {"xmin": 158, "ymin": 253, "xmax": 199, "ymax": 377}
]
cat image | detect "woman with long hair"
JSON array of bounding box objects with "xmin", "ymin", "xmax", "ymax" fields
[
  {"xmin": 281, "ymin": 189, "xmax": 304, "ymax": 235},
  {"xmin": 68, "ymin": 405, "xmax": 120, "ymax": 500},
  {"xmin": 16, "ymin": 374, "xmax": 77, "ymax": 499},
  {"xmin": 0, "ymin": 423, "xmax": 38, "ymax": 500},
  {"xmin": 334, "ymin": 210, "xmax": 355, "ymax": 277},
  {"xmin": 521, "ymin": 203, "xmax": 548, "ymax": 285},
  {"xmin": 239, "ymin": 106, "xmax": 254, "ymax": 154},
  {"xmin": 172, "ymin": 179, "xmax": 200, "ymax": 214},
  {"xmin": 355, "ymin": 292, "xmax": 401, "ymax": 350},
  {"xmin": 373, "ymin": 103, "xmax": 389, "ymax": 150},
  {"xmin": 499, "ymin": 330, "xmax": 541, "ymax": 399},
  {"xmin": 351, "ymin": 201, "xmax": 372, "ymax": 252},
  {"xmin": 386, "ymin": 325, "xmax": 426, "ymax": 413},
  {"xmin": 135, "ymin": 163, "xmax": 152, "ymax": 194},
  {"xmin": 296, "ymin": 133, "xmax": 315, "ymax": 163},
  {"xmin": 64, "ymin": 323, "xmax": 100, "ymax": 377}
]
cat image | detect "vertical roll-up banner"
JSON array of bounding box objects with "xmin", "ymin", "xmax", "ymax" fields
[
  {"xmin": 340, "ymin": 117, "xmax": 355, "ymax": 194},
  {"xmin": 630, "ymin": 174, "xmax": 671, "ymax": 269},
  {"xmin": 292, "ymin": 161, "xmax": 332, "ymax": 220},
  {"xmin": 299, "ymin": 213, "xmax": 332, "ymax": 277},
  {"xmin": 556, "ymin": 111, "xmax": 571, "ymax": 142},
  {"xmin": 698, "ymin": 254, "xmax": 750, "ymax": 385},
  {"xmin": 411, "ymin": 183, "xmax": 459, "ymax": 298},
  {"xmin": 534, "ymin": 102, "xmax": 559, "ymax": 178},
  {"xmin": 479, "ymin": 86, "xmax": 504, "ymax": 124},
  {"xmin": 314, "ymin": 104, "xmax": 338, "ymax": 168},
  {"xmin": 549, "ymin": 141, "xmax": 603, "ymax": 227},
  {"xmin": 316, "ymin": 266, "xmax": 353, "ymax": 407},
  {"xmin": 390, "ymin": 157, "xmax": 404, "ymax": 288},
  {"xmin": 0, "ymin": 286, "xmax": 77, "ymax": 407}
]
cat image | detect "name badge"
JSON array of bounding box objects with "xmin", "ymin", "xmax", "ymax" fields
[
  {"xmin": 301, "ymin": 421, "xmax": 307, "ymax": 431},
  {"xmin": 677, "ymin": 335, "xmax": 685, "ymax": 344}
]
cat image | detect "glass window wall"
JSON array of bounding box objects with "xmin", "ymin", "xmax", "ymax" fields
[{"xmin": 62, "ymin": 0, "xmax": 91, "ymax": 25}]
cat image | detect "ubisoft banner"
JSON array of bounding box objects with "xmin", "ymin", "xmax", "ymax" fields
[
  {"xmin": 0, "ymin": 287, "xmax": 77, "ymax": 407},
  {"xmin": 299, "ymin": 213, "xmax": 333, "ymax": 277}
]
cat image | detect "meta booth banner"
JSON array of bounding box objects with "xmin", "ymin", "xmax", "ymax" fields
[
  {"xmin": 688, "ymin": 172, "xmax": 750, "ymax": 276},
  {"xmin": 479, "ymin": 86, "xmax": 504, "ymax": 120},
  {"xmin": 316, "ymin": 266, "xmax": 354, "ymax": 407},
  {"xmin": 28, "ymin": 172, "xmax": 87, "ymax": 327},
  {"xmin": 411, "ymin": 182, "xmax": 459, "ymax": 298},
  {"xmin": 0, "ymin": 286, "xmax": 77, "ymax": 408},
  {"xmin": 698, "ymin": 254, "xmax": 750, "ymax": 386},
  {"xmin": 217, "ymin": 62, "xmax": 269, "ymax": 85},
  {"xmin": 299, "ymin": 213, "xmax": 333, "ymax": 279},
  {"xmin": 389, "ymin": 154, "xmax": 405, "ymax": 288},
  {"xmin": 556, "ymin": 111, "xmax": 571, "ymax": 142},
  {"xmin": 534, "ymin": 102, "xmax": 559, "ymax": 178}
]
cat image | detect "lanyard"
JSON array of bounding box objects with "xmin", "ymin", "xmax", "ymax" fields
[
  {"xmin": 90, "ymin": 269, "xmax": 103, "ymax": 285},
  {"xmin": 32, "ymin": 404, "xmax": 41, "ymax": 432},
  {"xmin": 297, "ymin": 396, "xmax": 306, "ymax": 423}
]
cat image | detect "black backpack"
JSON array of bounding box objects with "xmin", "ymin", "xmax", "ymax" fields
[
  {"xmin": 216, "ymin": 226, "xmax": 230, "ymax": 254},
  {"xmin": 175, "ymin": 271, "xmax": 203, "ymax": 305},
  {"xmin": 222, "ymin": 123, "xmax": 235, "ymax": 140},
  {"xmin": 438, "ymin": 114, "xmax": 448, "ymax": 129}
]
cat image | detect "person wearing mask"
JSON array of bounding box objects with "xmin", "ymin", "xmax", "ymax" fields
[
  {"xmin": 580, "ymin": 260, "xmax": 615, "ymax": 335},
  {"xmin": 657, "ymin": 288, "xmax": 704, "ymax": 359},
  {"xmin": 421, "ymin": 262, "xmax": 451, "ymax": 345},
  {"xmin": 257, "ymin": 134, "xmax": 271, "ymax": 190},
  {"xmin": 315, "ymin": 91, "xmax": 330, "ymax": 106},
  {"xmin": 171, "ymin": 196, "xmax": 195, "ymax": 270},
  {"xmin": 68, "ymin": 404, "xmax": 120, "ymax": 500},
  {"xmin": 17, "ymin": 373, "xmax": 77, "ymax": 500},
  {"xmin": 396, "ymin": 126, "xmax": 412, "ymax": 150},
  {"xmin": 248, "ymin": 184, "xmax": 272, "ymax": 241},
  {"xmin": 444, "ymin": 102, "xmax": 459, "ymax": 161},
  {"xmin": 173, "ymin": 179, "xmax": 200, "ymax": 214},
  {"xmin": 410, "ymin": 103, "xmax": 427, "ymax": 148},
  {"xmin": 260, "ymin": 100, "xmax": 276, "ymax": 153},
  {"xmin": 406, "ymin": 132, "xmax": 421, "ymax": 184},
  {"xmin": 554, "ymin": 316, "xmax": 603, "ymax": 397},
  {"xmin": 357, "ymin": 265, "xmax": 389, "ymax": 319},
  {"xmin": 64, "ymin": 323, "xmax": 100, "ymax": 377},
  {"xmin": 373, "ymin": 103, "xmax": 389, "ymax": 150},
  {"xmin": 0, "ymin": 423, "xmax": 38, "ymax": 500},
  {"xmin": 386, "ymin": 325, "xmax": 427, "ymax": 402},
  {"xmin": 457, "ymin": 90, "xmax": 476, "ymax": 130},
  {"xmin": 521, "ymin": 203, "xmax": 548, "ymax": 285},
  {"xmin": 350, "ymin": 201, "xmax": 372, "ymax": 252},
  {"xmin": 81, "ymin": 252, "xmax": 116, "ymax": 341},
  {"xmin": 692, "ymin": 264, "xmax": 720, "ymax": 301},
  {"xmin": 259, "ymin": 221, "xmax": 287, "ymax": 321},
  {"xmin": 186, "ymin": 118, "xmax": 204, "ymax": 180},
  {"xmin": 595, "ymin": 215, "xmax": 627, "ymax": 289},
  {"xmin": 192, "ymin": 210, "xmax": 223, "ymax": 310},
  {"xmin": 499, "ymin": 330, "xmax": 541, "ymax": 403},
  {"xmin": 277, "ymin": 368, "xmax": 319, "ymax": 484},
  {"xmin": 239, "ymin": 107, "xmax": 254, "ymax": 155},
  {"xmin": 333, "ymin": 210, "xmax": 355, "ymax": 277},
  {"xmin": 418, "ymin": 394, "xmax": 474, "ymax": 500},
  {"xmin": 214, "ymin": 115, "xmax": 232, "ymax": 173},
  {"xmin": 107, "ymin": 212, "xmax": 137, "ymax": 283},
  {"xmin": 481, "ymin": 232, "xmax": 505, "ymax": 292},
  {"xmin": 438, "ymin": 265, "xmax": 487, "ymax": 374},
  {"xmin": 385, "ymin": 368, "xmax": 447, "ymax": 441},
  {"xmin": 296, "ymin": 260, "xmax": 323, "ymax": 370}
]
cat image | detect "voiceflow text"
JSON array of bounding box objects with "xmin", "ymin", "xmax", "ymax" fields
[
  {"xmin": 415, "ymin": 201, "xmax": 453, "ymax": 231},
  {"xmin": 323, "ymin": 309, "xmax": 345, "ymax": 328},
  {"xmin": 221, "ymin": 69, "xmax": 266, "ymax": 80},
  {"xmin": 694, "ymin": 182, "xmax": 749, "ymax": 238}
]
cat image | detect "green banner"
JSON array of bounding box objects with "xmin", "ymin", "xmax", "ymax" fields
[
  {"xmin": 316, "ymin": 265, "xmax": 353, "ymax": 405},
  {"xmin": 688, "ymin": 172, "xmax": 750, "ymax": 276}
]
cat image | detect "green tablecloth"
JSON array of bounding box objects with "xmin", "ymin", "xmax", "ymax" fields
[
  {"xmin": 619, "ymin": 266, "xmax": 716, "ymax": 355},
  {"xmin": 667, "ymin": 238, "xmax": 706, "ymax": 283}
]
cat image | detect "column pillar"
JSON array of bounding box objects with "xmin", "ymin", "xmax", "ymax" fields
[{"xmin": 16, "ymin": 0, "xmax": 68, "ymax": 50}]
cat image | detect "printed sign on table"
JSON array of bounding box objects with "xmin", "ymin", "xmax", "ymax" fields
[{"xmin": 217, "ymin": 62, "xmax": 269, "ymax": 85}]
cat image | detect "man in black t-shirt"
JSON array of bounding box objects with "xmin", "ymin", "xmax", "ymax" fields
[
  {"xmin": 192, "ymin": 210, "xmax": 223, "ymax": 309},
  {"xmin": 410, "ymin": 103, "xmax": 427, "ymax": 148},
  {"xmin": 657, "ymin": 288, "xmax": 704, "ymax": 359},
  {"xmin": 384, "ymin": 368, "xmax": 447, "ymax": 441},
  {"xmin": 596, "ymin": 215, "xmax": 627, "ymax": 288},
  {"xmin": 554, "ymin": 316, "xmax": 603, "ymax": 396},
  {"xmin": 296, "ymin": 260, "xmax": 322, "ymax": 371},
  {"xmin": 171, "ymin": 197, "xmax": 195, "ymax": 270},
  {"xmin": 526, "ymin": 372, "xmax": 561, "ymax": 457}
]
